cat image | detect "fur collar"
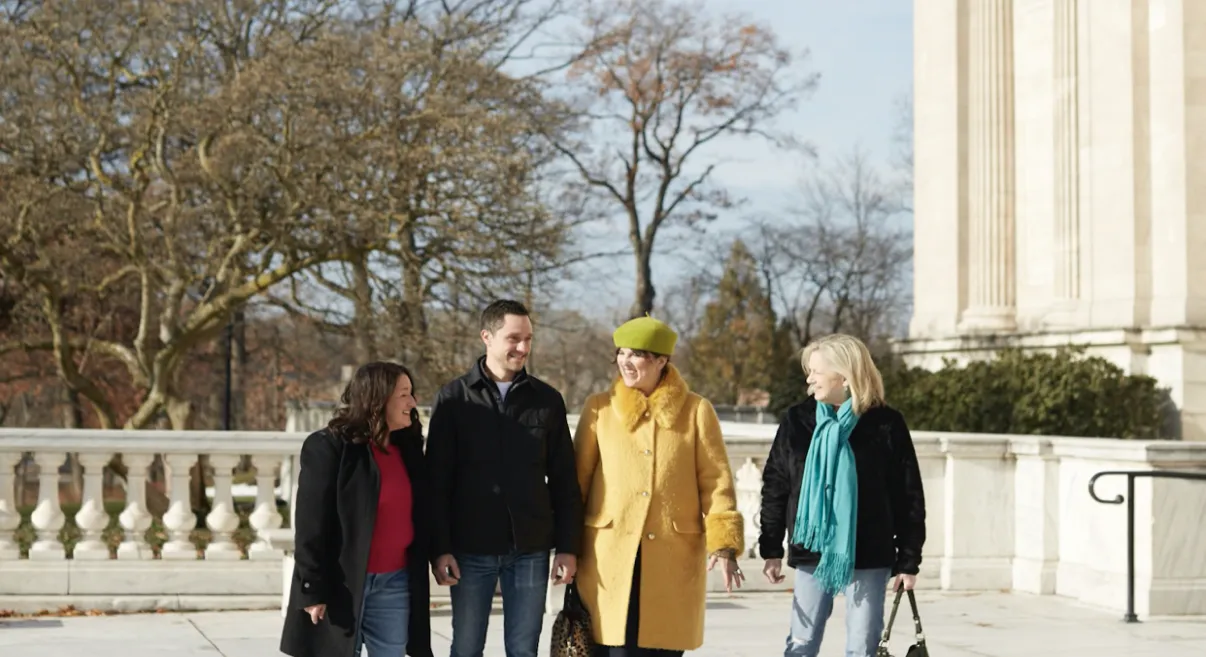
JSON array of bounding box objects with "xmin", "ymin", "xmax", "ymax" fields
[{"xmin": 609, "ymin": 363, "xmax": 691, "ymax": 431}]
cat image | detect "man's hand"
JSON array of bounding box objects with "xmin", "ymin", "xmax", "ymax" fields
[
  {"xmin": 892, "ymin": 573, "xmax": 917, "ymax": 591},
  {"xmin": 551, "ymin": 553, "xmax": 577, "ymax": 585},
  {"xmin": 762, "ymin": 558, "xmax": 785, "ymax": 584},
  {"xmin": 433, "ymin": 554, "xmax": 460, "ymax": 586},
  {"xmin": 304, "ymin": 603, "xmax": 326, "ymax": 625}
]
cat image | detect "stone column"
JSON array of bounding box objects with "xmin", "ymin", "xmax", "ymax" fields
[
  {"xmin": 960, "ymin": 0, "xmax": 1017, "ymax": 332},
  {"xmin": 1052, "ymin": 0, "xmax": 1081, "ymax": 306}
]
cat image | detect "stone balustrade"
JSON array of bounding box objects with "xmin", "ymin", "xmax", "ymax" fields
[
  {"xmin": 1, "ymin": 423, "xmax": 1205, "ymax": 617},
  {"xmin": 0, "ymin": 428, "xmax": 298, "ymax": 613}
]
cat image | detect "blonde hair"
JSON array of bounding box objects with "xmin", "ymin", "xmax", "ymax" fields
[{"xmin": 800, "ymin": 333, "xmax": 886, "ymax": 415}]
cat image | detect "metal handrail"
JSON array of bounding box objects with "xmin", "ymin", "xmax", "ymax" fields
[{"xmin": 1087, "ymin": 469, "xmax": 1206, "ymax": 622}]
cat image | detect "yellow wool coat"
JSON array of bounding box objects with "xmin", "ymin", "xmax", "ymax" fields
[{"xmin": 572, "ymin": 365, "xmax": 744, "ymax": 651}]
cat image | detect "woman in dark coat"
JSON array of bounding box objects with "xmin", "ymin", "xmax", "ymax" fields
[
  {"xmin": 280, "ymin": 361, "xmax": 434, "ymax": 657},
  {"xmin": 758, "ymin": 334, "xmax": 926, "ymax": 657}
]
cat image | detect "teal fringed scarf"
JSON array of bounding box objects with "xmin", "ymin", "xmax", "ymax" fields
[{"xmin": 791, "ymin": 398, "xmax": 860, "ymax": 596}]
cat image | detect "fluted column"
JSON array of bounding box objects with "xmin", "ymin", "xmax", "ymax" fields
[
  {"xmin": 1053, "ymin": 0, "xmax": 1080, "ymax": 304},
  {"xmin": 960, "ymin": 0, "xmax": 1018, "ymax": 332}
]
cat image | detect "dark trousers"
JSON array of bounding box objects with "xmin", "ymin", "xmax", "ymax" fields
[
  {"xmin": 449, "ymin": 550, "xmax": 549, "ymax": 657},
  {"xmin": 593, "ymin": 546, "xmax": 685, "ymax": 657}
]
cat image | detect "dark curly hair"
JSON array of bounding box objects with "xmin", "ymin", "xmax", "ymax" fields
[{"xmin": 327, "ymin": 361, "xmax": 420, "ymax": 450}]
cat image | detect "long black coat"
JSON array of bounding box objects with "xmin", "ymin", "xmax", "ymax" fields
[
  {"xmin": 757, "ymin": 398, "xmax": 927, "ymax": 575},
  {"xmin": 280, "ymin": 426, "xmax": 433, "ymax": 657}
]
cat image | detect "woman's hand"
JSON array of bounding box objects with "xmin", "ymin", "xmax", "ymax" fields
[
  {"xmin": 304, "ymin": 603, "xmax": 326, "ymax": 624},
  {"xmin": 707, "ymin": 550, "xmax": 745, "ymax": 593},
  {"xmin": 892, "ymin": 573, "xmax": 918, "ymax": 591},
  {"xmin": 762, "ymin": 558, "xmax": 785, "ymax": 584}
]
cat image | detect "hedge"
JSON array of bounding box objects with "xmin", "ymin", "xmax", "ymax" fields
[{"xmin": 767, "ymin": 347, "xmax": 1174, "ymax": 439}]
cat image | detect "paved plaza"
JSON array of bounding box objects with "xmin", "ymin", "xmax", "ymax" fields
[{"xmin": 1, "ymin": 590, "xmax": 1204, "ymax": 657}]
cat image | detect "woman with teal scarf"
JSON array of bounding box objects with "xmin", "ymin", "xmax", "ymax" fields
[{"xmin": 757, "ymin": 334, "xmax": 927, "ymax": 657}]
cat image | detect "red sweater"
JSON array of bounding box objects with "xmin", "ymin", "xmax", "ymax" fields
[{"xmin": 367, "ymin": 445, "xmax": 414, "ymax": 573}]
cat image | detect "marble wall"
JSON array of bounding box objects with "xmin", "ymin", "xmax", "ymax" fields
[
  {"xmin": 905, "ymin": 0, "xmax": 1206, "ymax": 441},
  {"xmin": 727, "ymin": 429, "xmax": 1206, "ymax": 617}
]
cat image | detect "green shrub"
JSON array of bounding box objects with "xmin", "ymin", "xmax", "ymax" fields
[{"xmin": 769, "ymin": 346, "xmax": 1173, "ymax": 439}]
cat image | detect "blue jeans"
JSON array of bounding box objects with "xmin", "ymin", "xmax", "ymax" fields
[
  {"xmin": 449, "ymin": 550, "xmax": 550, "ymax": 657},
  {"xmin": 785, "ymin": 565, "xmax": 891, "ymax": 657},
  {"xmin": 354, "ymin": 569, "xmax": 411, "ymax": 657}
]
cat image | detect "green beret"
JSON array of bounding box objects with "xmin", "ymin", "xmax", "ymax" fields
[{"xmin": 613, "ymin": 316, "xmax": 678, "ymax": 356}]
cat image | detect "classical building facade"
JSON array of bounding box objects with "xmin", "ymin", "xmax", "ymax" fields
[{"xmin": 898, "ymin": 0, "xmax": 1206, "ymax": 440}]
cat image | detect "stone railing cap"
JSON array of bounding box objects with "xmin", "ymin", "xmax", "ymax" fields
[{"xmin": 0, "ymin": 427, "xmax": 307, "ymax": 455}]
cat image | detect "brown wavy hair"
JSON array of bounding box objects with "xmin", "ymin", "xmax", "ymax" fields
[{"xmin": 327, "ymin": 361, "xmax": 419, "ymax": 450}]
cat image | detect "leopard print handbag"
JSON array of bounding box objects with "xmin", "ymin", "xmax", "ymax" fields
[{"xmin": 550, "ymin": 582, "xmax": 594, "ymax": 657}]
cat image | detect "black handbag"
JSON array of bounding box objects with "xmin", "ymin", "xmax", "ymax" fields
[
  {"xmin": 550, "ymin": 582, "xmax": 594, "ymax": 657},
  {"xmin": 876, "ymin": 588, "xmax": 930, "ymax": 657}
]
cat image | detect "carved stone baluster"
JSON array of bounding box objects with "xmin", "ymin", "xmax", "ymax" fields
[
  {"xmin": 734, "ymin": 457, "xmax": 764, "ymax": 558},
  {"xmin": 73, "ymin": 452, "xmax": 113, "ymax": 560},
  {"xmin": 248, "ymin": 454, "xmax": 284, "ymax": 559},
  {"xmin": 117, "ymin": 453, "xmax": 155, "ymax": 559},
  {"xmin": 205, "ymin": 454, "xmax": 243, "ymax": 559},
  {"xmin": 161, "ymin": 453, "xmax": 199, "ymax": 560},
  {"xmin": 29, "ymin": 452, "xmax": 66, "ymax": 560},
  {"xmin": 0, "ymin": 452, "xmax": 20, "ymax": 559}
]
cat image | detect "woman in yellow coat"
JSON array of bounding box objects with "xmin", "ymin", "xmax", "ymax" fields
[{"xmin": 573, "ymin": 316, "xmax": 745, "ymax": 657}]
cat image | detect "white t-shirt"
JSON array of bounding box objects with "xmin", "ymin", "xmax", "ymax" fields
[{"xmin": 495, "ymin": 380, "xmax": 513, "ymax": 403}]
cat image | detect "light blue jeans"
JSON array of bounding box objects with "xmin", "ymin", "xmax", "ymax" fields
[
  {"xmin": 784, "ymin": 565, "xmax": 891, "ymax": 657},
  {"xmin": 354, "ymin": 569, "xmax": 411, "ymax": 657}
]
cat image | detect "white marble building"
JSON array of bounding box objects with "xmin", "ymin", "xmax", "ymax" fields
[{"xmin": 899, "ymin": 0, "xmax": 1206, "ymax": 441}]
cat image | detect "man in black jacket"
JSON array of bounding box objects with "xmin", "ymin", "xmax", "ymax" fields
[{"xmin": 426, "ymin": 299, "xmax": 583, "ymax": 657}]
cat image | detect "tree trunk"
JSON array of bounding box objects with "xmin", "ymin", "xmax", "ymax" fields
[
  {"xmin": 61, "ymin": 385, "xmax": 84, "ymax": 502},
  {"xmin": 351, "ymin": 252, "xmax": 377, "ymax": 363},
  {"xmin": 399, "ymin": 226, "xmax": 428, "ymax": 368},
  {"xmin": 231, "ymin": 307, "xmax": 247, "ymax": 431},
  {"xmin": 630, "ymin": 248, "xmax": 656, "ymax": 319}
]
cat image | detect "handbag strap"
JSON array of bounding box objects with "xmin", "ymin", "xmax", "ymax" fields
[
  {"xmin": 562, "ymin": 581, "xmax": 586, "ymax": 613},
  {"xmin": 905, "ymin": 589, "xmax": 927, "ymax": 646},
  {"xmin": 877, "ymin": 588, "xmax": 905, "ymax": 648},
  {"xmin": 877, "ymin": 587, "xmax": 926, "ymax": 649}
]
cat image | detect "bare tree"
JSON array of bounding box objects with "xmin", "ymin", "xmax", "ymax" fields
[
  {"xmin": 0, "ymin": 0, "xmax": 569, "ymax": 428},
  {"xmin": 264, "ymin": 0, "xmax": 594, "ymax": 370},
  {"xmin": 547, "ymin": 0, "xmax": 816, "ymax": 318},
  {"xmin": 527, "ymin": 308, "xmax": 616, "ymax": 409},
  {"xmin": 0, "ymin": 1, "xmax": 378, "ymax": 428},
  {"xmin": 751, "ymin": 147, "xmax": 912, "ymax": 351}
]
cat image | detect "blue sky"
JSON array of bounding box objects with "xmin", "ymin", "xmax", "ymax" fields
[{"xmin": 552, "ymin": 0, "xmax": 915, "ymax": 318}]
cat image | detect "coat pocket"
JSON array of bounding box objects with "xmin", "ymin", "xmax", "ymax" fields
[{"xmin": 584, "ymin": 514, "xmax": 613, "ymax": 529}]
